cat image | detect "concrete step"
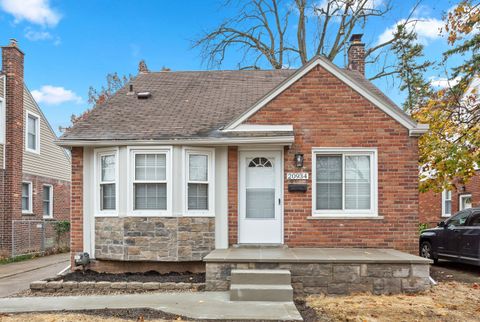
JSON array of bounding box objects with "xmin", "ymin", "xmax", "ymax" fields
[
  {"xmin": 230, "ymin": 269, "xmax": 291, "ymax": 285},
  {"xmin": 230, "ymin": 284, "xmax": 293, "ymax": 302}
]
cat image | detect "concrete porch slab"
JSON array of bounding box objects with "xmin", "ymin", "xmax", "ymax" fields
[
  {"xmin": 204, "ymin": 247, "xmax": 431, "ymax": 264},
  {"xmin": 0, "ymin": 292, "xmax": 303, "ymax": 321}
]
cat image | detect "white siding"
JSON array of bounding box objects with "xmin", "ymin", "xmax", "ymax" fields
[{"xmin": 22, "ymin": 86, "xmax": 71, "ymax": 181}]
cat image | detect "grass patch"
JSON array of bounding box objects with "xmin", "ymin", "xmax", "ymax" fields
[{"xmin": 0, "ymin": 254, "xmax": 36, "ymax": 265}]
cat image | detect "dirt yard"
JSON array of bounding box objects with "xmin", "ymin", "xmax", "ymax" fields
[{"xmin": 307, "ymin": 282, "xmax": 480, "ymax": 322}]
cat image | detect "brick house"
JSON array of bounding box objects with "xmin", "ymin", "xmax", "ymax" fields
[
  {"xmin": 58, "ymin": 35, "xmax": 429, "ymax": 273},
  {"xmin": 0, "ymin": 40, "xmax": 71, "ymax": 257},
  {"xmin": 419, "ymin": 172, "xmax": 480, "ymax": 227}
]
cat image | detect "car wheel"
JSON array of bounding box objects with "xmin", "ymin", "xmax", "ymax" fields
[{"xmin": 420, "ymin": 241, "xmax": 438, "ymax": 264}]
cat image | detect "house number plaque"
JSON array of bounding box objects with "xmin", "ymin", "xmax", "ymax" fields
[{"xmin": 286, "ymin": 172, "xmax": 309, "ymax": 180}]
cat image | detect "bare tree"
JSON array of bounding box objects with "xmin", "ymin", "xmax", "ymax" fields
[{"xmin": 193, "ymin": 0, "xmax": 423, "ymax": 80}]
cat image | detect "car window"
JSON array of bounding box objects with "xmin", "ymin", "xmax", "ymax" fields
[
  {"xmin": 468, "ymin": 212, "xmax": 480, "ymax": 226},
  {"xmin": 446, "ymin": 211, "xmax": 470, "ymax": 227}
]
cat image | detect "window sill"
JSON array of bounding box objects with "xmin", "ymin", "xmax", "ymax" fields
[
  {"xmin": 43, "ymin": 216, "xmax": 55, "ymax": 220},
  {"xmin": 25, "ymin": 148, "xmax": 40, "ymax": 155},
  {"xmin": 22, "ymin": 212, "xmax": 34, "ymax": 215},
  {"xmin": 308, "ymin": 215, "xmax": 384, "ymax": 220}
]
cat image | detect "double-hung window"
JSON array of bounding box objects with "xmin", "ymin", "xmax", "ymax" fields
[
  {"xmin": 131, "ymin": 148, "xmax": 171, "ymax": 215},
  {"xmin": 312, "ymin": 148, "xmax": 377, "ymax": 216},
  {"xmin": 22, "ymin": 182, "xmax": 33, "ymax": 214},
  {"xmin": 43, "ymin": 185, "xmax": 53, "ymax": 218},
  {"xmin": 442, "ymin": 190, "xmax": 452, "ymax": 217},
  {"xmin": 26, "ymin": 111, "xmax": 40, "ymax": 153},
  {"xmin": 185, "ymin": 148, "xmax": 214, "ymax": 215},
  {"xmin": 97, "ymin": 150, "xmax": 118, "ymax": 215}
]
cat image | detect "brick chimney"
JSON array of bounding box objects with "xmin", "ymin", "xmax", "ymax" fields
[
  {"xmin": 347, "ymin": 34, "xmax": 365, "ymax": 76},
  {"xmin": 1, "ymin": 39, "xmax": 24, "ymax": 255},
  {"xmin": 138, "ymin": 59, "xmax": 149, "ymax": 74}
]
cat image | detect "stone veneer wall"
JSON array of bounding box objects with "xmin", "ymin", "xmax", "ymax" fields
[
  {"xmin": 95, "ymin": 217, "xmax": 215, "ymax": 261},
  {"xmin": 206, "ymin": 262, "xmax": 430, "ymax": 296}
]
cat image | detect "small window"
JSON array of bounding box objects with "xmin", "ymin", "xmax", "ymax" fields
[
  {"xmin": 185, "ymin": 148, "xmax": 214, "ymax": 215},
  {"xmin": 96, "ymin": 150, "xmax": 118, "ymax": 214},
  {"xmin": 43, "ymin": 185, "xmax": 53, "ymax": 218},
  {"xmin": 22, "ymin": 182, "xmax": 32, "ymax": 213},
  {"xmin": 442, "ymin": 190, "xmax": 452, "ymax": 217},
  {"xmin": 26, "ymin": 112, "xmax": 40, "ymax": 153},
  {"xmin": 133, "ymin": 153, "xmax": 167, "ymax": 210}
]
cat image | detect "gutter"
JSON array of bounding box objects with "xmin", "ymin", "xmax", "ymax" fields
[{"xmin": 55, "ymin": 135, "xmax": 295, "ymax": 148}]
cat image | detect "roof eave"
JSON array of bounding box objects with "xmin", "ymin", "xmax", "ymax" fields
[{"xmin": 55, "ymin": 135, "xmax": 295, "ymax": 148}]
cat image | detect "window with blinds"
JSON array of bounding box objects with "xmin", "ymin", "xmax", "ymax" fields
[{"xmin": 313, "ymin": 149, "xmax": 376, "ymax": 216}]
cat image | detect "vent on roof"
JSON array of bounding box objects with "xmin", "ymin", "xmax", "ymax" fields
[{"xmin": 137, "ymin": 91, "xmax": 151, "ymax": 99}]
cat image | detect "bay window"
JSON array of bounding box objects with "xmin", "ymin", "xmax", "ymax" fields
[
  {"xmin": 96, "ymin": 149, "xmax": 118, "ymax": 215},
  {"xmin": 130, "ymin": 148, "xmax": 171, "ymax": 215},
  {"xmin": 313, "ymin": 148, "xmax": 377, "ymax": 216},
  {"xmin": 185, "ymin": 148, "xmax": 214, "ymax": 215}
]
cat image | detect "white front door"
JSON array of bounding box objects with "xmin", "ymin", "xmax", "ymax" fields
[{"xmin": 238, "ymin": 150, "xmax": 283, "ymax": 244}]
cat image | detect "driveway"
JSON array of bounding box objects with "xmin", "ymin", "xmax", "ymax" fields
[
  {"xmin": 0, "ymin": 253, "xmax": 69, "ymax": 297},
  {"xmin": 430, "ymin": 260, "xmax": 480, "ymax": 283}
]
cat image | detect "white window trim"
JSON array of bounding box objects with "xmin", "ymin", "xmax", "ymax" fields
[
  {"xmin": 182, "ymin": 147, "xmax": 215, "ymax": 217},
  {"xmin": 25, "ymin": 111, "xmax": 41, "ymax": 154},
  {"xmin": 42, "ymin": 184, "xmax": 54, "ymax": 219},
  {"xmin": 127, "ymin": 146, "xmax": 173, "ymax": 216},
  {"xmin": 22, "ymin": 181, "xmax": 33, "ymax": 214},
  {"xmin": 94, "ymin": 148, "xmax": 119, "ymax": 217},
  {"xmin": 441, "ymin": 189, "xmax": 452, "ymax": 217},
  {"xmin": 311, "ymin": 147, "xmax": 378, "ymax": 217},
  {"xmin": 459, "ymin": 193, "xmax": 472, "ymax": 211}
]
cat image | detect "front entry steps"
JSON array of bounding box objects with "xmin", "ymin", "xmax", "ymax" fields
[{"xmin": 229, "ymin": 269, "xmax": 293, "ymax": 302}]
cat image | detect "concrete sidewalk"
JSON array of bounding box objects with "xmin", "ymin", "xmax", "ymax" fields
[
  {"xmin": 0, "ymin": 292, "xmax": 303, "ymax": 320},
  {"xmin": 0, "ymin": 253, "xmax": 69, "ymax": 297}
]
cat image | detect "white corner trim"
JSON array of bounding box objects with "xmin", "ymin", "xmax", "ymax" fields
[
  {"xmin": 25, "ymin": 110, "xmax": 41, "ymax": 154},
  {"xmin": 222, "ymin": 124, "xmax": 293, "ymax": 132},
  {"xmin": 224, "ymin": 56, "xmax": 424, "ymax": 134}
]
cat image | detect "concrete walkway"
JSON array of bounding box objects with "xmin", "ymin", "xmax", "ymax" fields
[
  {"xmin": 0, "ymin": 292, "xmax": 303, "ymax": 321},
  {"xmin": 0, "ymin": 253, "xmax": 69, "ymax": 297}
]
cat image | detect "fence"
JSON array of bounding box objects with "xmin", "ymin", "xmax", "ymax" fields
[{"xmin": 11, "ymin": 220, "xmax": 69, "ymax": 257}]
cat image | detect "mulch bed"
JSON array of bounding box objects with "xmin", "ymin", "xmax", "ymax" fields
[{"xmin": 50, "ymin": 270, "xmax": 205, "ymax": 283}]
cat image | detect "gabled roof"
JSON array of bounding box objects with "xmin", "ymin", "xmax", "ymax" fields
[
  {"xmin": 58, "ymin": 55, "xmax": 427, "ymax": 146},
  {"xmin": 224, "ymin": 55, "xmax": 428, "ymax": 136}
]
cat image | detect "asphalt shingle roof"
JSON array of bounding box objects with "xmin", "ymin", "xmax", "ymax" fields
[
  {"xmin": 61, "ymin": 70, "xmax": 295, "ymax": 141},
  {"xmin": 60, "ymin": 63, "xmax": 408, "ymax": 142}
]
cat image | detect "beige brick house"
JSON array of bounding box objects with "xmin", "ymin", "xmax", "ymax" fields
[{"xmin": 0, "ymin": 40, "xmax": 71, "ymax": 257}]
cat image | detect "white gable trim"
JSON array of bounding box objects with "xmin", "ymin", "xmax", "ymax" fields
[
  {"xmin": 222, "ymin": 124, "xmax": 293, "ymax": 132},
  {"xmin": 223, "ymin": 56, "xmax": 428, "ymax": 136}
]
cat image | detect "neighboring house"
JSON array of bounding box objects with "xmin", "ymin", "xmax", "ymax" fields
[
  {"xmin": 0, "ymin": 40, "xmax": 71, "ymax": 257},
  {"xmin": 419, "ymin": 172, "xmax": 479, "ymax": 226},
  {"xmin": 58, "ymin": 34, "xmax": 428, "ymax": 272}
]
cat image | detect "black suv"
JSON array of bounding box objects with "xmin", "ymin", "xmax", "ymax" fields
[{"xmin": 419, "ymin": 208, "xmax": 480, "ymax": 266}]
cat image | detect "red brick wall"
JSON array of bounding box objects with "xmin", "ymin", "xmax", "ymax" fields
[
  {"xmin": 22, "ymin": 173, "xmax": 70, "ymax": 221},
  {"xmin": 419, "ymin": 172, "xmax": 480, "ymax": 227},
  {"xmin": 70, "ymin": 147, "xmax": 84, "ymax": 266},
  {"xmin": 1, "ymin": 43, "xmax": 24, "ymax": 255},
  {"xmin": 228, "ymin": 146, "xmax": 238, "ymax": 245},
  {"xmin": 228, "ymin": 65, "xmax": 420, "ymax": 254}
]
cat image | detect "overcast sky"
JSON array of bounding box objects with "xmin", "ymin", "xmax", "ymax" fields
[{"xmin": 0, "ymin": 0, "xmax": 465, "ymax": 135}]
